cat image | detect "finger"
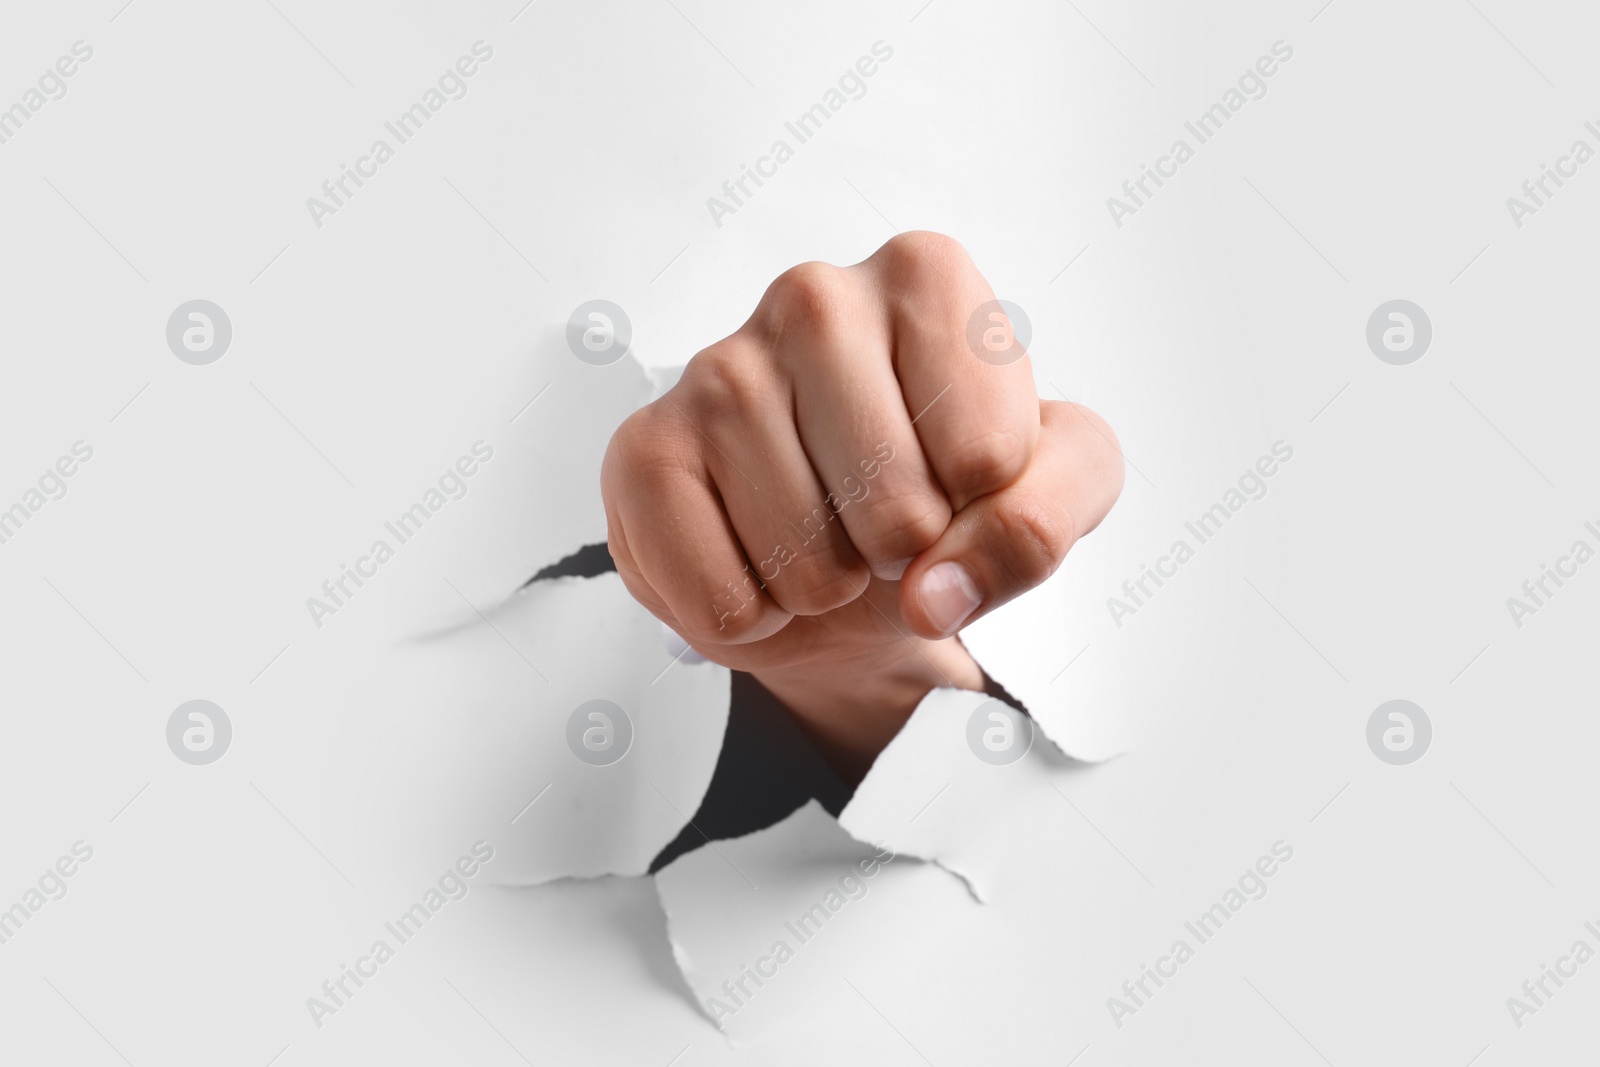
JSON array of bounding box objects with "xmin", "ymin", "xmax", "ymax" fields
[
  {"xmin": 863, "ymin": 232, "xmax": 1040, "ymax": 512},
  {"xmin": 748, "ymin": 261, "xmax": 952, "ymax": 581},
  {"xmin": 678, "ymin": 341, "xmax": 873, "ymax": 617},
  {"xmin": 600, "ymin": 400, "xmax": 792, "ymax": 649},
  {"xmin": 898, "ymin": 400, "xmax": 1125, "ymax": 639}
]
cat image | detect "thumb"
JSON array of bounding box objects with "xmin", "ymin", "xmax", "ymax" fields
[{"xmin": 898, "ymin": 401, "xmax": 1124, "ymax": 640}]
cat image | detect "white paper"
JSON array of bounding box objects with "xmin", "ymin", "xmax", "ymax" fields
[
  {"xmin": 332, "ymin": 569, "xmax": 730, "ymax": 887},
  {"xmin": 654, "ymin": 800, "xmax": 969, "ymax": 1044},
  {"xmin": 838, "ymin": 685, "xmax": 1085, "ymax": 902}
]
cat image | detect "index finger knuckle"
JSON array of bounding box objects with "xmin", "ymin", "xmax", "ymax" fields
[{"xmin": 992, "ymin": 493, "xmax": 1075, "ymax": 589}]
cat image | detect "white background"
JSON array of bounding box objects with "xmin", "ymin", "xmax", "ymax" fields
[{"xmin": 1, "ymin": 0, "xmax": 1597, "ymax": 1063}]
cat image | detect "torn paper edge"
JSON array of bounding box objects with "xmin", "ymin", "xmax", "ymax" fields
[{"xmin": 653, "ymin": 799, "xmax": 969, "ymax": 1037}]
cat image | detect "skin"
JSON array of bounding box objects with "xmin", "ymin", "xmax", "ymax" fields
[{"xmin": 601, "ymin": 232, "xmax": 1125, "ymax": 782}]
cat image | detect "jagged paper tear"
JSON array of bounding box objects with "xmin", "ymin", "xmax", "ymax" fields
[
  {"xmin": 654, "ymin": 799, "xmax": 968, "ymax": 1043},
  {"xmin": 339, "ymin": 569, "xmax": 730, "ymax": 886},
  {"xmin": 838, "ymin": 685, "xmax": 1084, "ymax": 903},
  {"xmin": 653, "ymin": 685, "xmax": 1094, "ymax": 1037},
  {"xmin": 328, "ymin": 345, "xmax": 1132, "ymax": 1030}
]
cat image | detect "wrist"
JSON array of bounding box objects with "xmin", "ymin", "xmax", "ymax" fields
[{"xmin": 750, "ymin": 636, "xmax": 985, "ymax": 783}]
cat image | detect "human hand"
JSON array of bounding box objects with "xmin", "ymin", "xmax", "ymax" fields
[{"xmin": 601, "ymin": 233, "xmax": 1124, "ymax": 777}]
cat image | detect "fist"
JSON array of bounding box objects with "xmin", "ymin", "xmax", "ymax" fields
[{"xmin": 601, "ymin": 233, "xmax": 1123, "ymax": 744}]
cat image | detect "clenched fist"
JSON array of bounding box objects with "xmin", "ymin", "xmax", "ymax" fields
[{"xmin": 602, "ymin": 233, "xmax": 1124, "ymax": 778}]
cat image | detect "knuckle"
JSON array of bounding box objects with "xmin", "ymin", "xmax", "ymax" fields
[
  {"xmin": 1068, "ymin": 401, "xmax": 1112, "ymax": 435},
  {"xmin": 1048, "ymin": 399, "xmax": 1117, "ymax": 455},
  {"xmin": 680, "ymin": 346, "xmax": 777, "ymax": 422},
  {"xmin": 767, "ymin": 558, "xmax": 870, "ymax": 616},
  {"xmin": 757, "ymin": 261, "xmax": 852, "ymax": 339},
  {"xmin": 941, "ymin": 428, "xmax": 1029, "ymax": 498},
  {"xmin": 853, "ymin": 493, "xmax": 949, "ymax": 566},
  {"xmin": 875, "ymin": 230, "xmax": 973, "ymax": 289},
  {"xmin": 692, "ymin": 571, "xmax": 774, "ymax": 645},
  {"xmin": 1088, "ymin": 410, "xmax": 1128, "ymax": 491},
  {"xmin": 993, "ymin": 494, "xmax": 1075, "ymax": 589},
  {"xmin": 1048, "ymin": 400, "xmax": 1127, "ymax": 515},
  {"xmin": 602, "ymin": 406, "xmax": 666, "ymax": 486}
]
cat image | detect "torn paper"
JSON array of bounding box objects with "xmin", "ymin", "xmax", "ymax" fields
[
  {"xmin": 654, "ymin": 799, "xmax": 969, "ymax": 1043},
  {"xmin": 391, "ymin": 340, "xmax": 661, "ymax": 617},
  {"xmin": 333, "ymin": 569, "xmax": 729, "ymax": 887},
  {"xmin": 838, "ymin": 685, "xmax": 1082, "ymax": 902}
]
